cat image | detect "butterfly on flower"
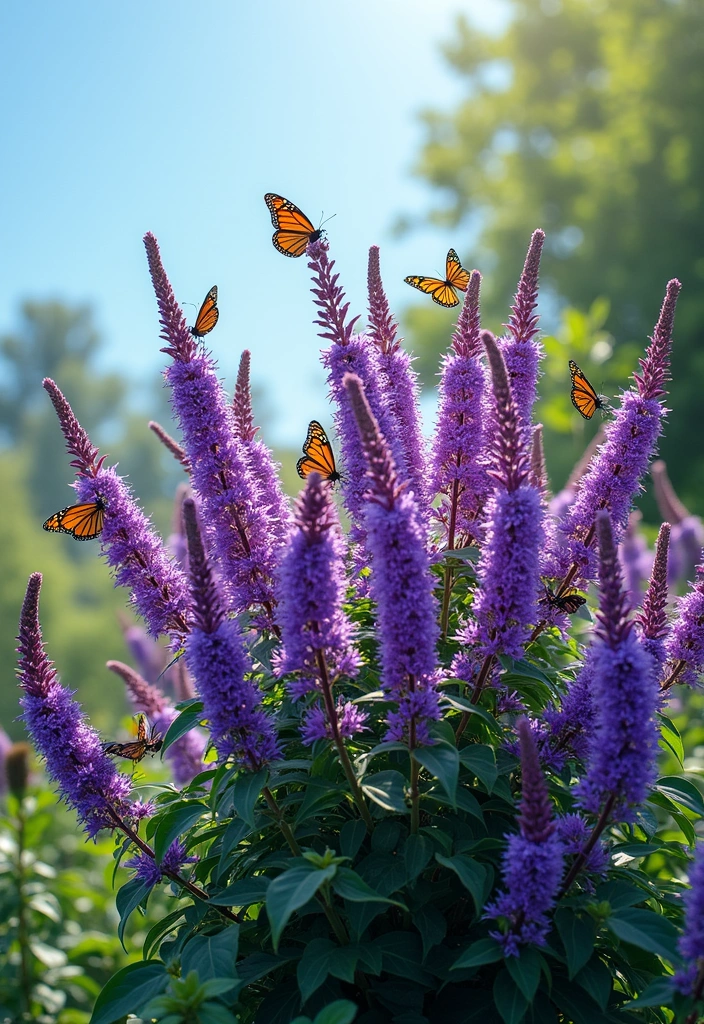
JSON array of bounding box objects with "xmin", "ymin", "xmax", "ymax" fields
[
  {"xmin": 404, "ymin": 249, "xmax": 471, "ymax": 308},
  {"xmin": 265, "ymin": 193, "xmax": 323, "ymax": 258},
  {"xmin": 569, "ymin": 360, "xmax": 608, "ymax": 420},
  {"xmin": 543, "ymin": 584, "xmax": 587, "ymax": 615},
  {"xmin": 43, "ymin": 497, "xmax": 106, "ymax": 541},
  {"xmin": 190, "ymin": 285, "xmax": 219, "ymax": 338},
  {"xmin": 103, "ymin": 714, "xmax": 163, "ymax": 763},
  {"xmin": 297, "ymin": 421, "xmax": 340, "ymax": 484}
]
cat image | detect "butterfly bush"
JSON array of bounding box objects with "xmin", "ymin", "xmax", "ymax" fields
[{"xmin": 21, "ymin": 220, "xmax": 704, "ymax": 1024}]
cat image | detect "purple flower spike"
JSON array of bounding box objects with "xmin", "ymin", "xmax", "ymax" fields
[
  {"xmin": 432, "ymin": 272, "xmax": 490, "ymax": 543},
  {"xmin": 127, "ymin": 839, "xmax": 196, "ymax": 888},
  {"xmin": 44, "ymin": 378, "xmax": 190, "ymax": 639},
  {"xmin": 553, "ymin": 280, "xmax": 681, "ymax": 581},
  {"xmin": 144, "ymin": 234, "xmax": 279, "ymax": 616},
  {"xmin": 576, "ymin": 512, "xmax": 659, "ymax": 820},
  {"xmin": 275, "ymin": 472, "xmax": 359, "ymax": 689},
  {"xmin": 17, "ymin": 574, "xmax": 134, "ymax": 838},
  {"xmin": 368, "ymin": 246, "xmax": 430, "ymax": 517},
  {"xmin": 652, "ymin": 460, "xmax": 703, "ymax": 586},
  {"xmin": 42, "ymin": 377, "xmax": 104, "ymax": 478},
  {"xmin": 469, "ymin": 334, "xmax": 543, "ymax": 659},
  {"xmin": 618, "ymin": 511, "xmax": 653, "ymax": 608},
  {"xmin": 143, "ymin": 232, "xmax": 197, "ymax": 363},
  {"xmin": 107, "ymin": 660, "xmax": 206, "ymax": 787},
  {"xmin": 500, "ymin": 229, "xmax": 545, "ymax": 432},
  {"xmin": 301, "ymin": 700, "xmax": 369, "ymax": 746},
  {"xmin": 76, "ymin": 465, "xmax": 190, "ymax": 638},
  {"xmin": 487, "ymin": 718, "xmax": 563, "ymax": 955},
  {"xmin": 182, "ymin": 499, "xmax": 279, "ymax": 769},
  {"xmin": 118, "ymin": 614, "xmax": 167, "ymax": 684},
  {"xmin": 675, "ymin": 841, "xmax": 704, "ymax": 997},
  {"xmin": 148, "ymin": 420, "xmax": 191, "ymax": 473},
  {"xmin": 529, "ymin": 424, "xmax": 548, "ymax": 494},
  {"xmin": 664, "ymin": 565, "xmax": 704, "ymax": 689},
  {"xmin": 636, "ymin": 522, "xmax": 671, "ymax": 677},
  {"xmin": 344, "ymin": 373, "xmax": 440, "ymax": 746},
  {"xmin": 232, "ymin": 349, "xmax": 292, "ymax": 547},
  {"xmin": 307, "ymin": 236, "xmax": 360, "ymax": 348}
]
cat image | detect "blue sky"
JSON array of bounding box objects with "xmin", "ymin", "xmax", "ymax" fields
[{"xmin": 1, "ymin": 0, "xmax": 509, "ymax": 447}]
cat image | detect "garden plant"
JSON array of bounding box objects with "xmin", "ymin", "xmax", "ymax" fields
[{"xmin": 12, "ymin": 220, "xmax": 704, "ymax": 1024}]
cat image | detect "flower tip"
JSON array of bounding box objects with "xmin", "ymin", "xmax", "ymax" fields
[{"xmin": 23, "ymin": 573, "xmax": 42, "ymax": 617}]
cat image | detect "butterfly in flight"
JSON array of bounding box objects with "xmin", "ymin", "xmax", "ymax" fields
[
  {"xmin": 190, "ymin": 285, "xmax": 219, "ymax": 338},
  {"xmin": 544, "ymin": 584, "xmax": 587, "ymax": 615},
  {"xmin": 103, "ymin": 714, "xmax": 163, "ymax": 763},
  {"xmin": 264, "ymin": 193, "xmax": 323, "ymax": 257},
  {"xmin": 297, "ymin": 421, "xmax": 340, "ymax": 484},
  {"xmin": 43, "ymin": 497, "xmax": 106, "ymax": 541},
  {"xmin": 569, "ymin": 360, "xmax": 608, "ymax": 420},
  {"xmin": 404, "ymin": 249, "xmax": 471, "ymax": 308}
]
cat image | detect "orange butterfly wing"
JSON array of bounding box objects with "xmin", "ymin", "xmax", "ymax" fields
[
  {"xmin": 43, "ymin": 499, "xmax": 105, "ymax": 541},
  {"xmin": 297, "ymin": 421, "xmax": 339, "ymax": 482},
  {"xmin": 444, "ymin": 249, "xmax": 470, "ymax": 292},
  {"xmin": 191, "ymin": 285, "xmax": 219, "ymax": 337},
  {"xmin": 569, "ymin": 360, "xmax": 602, "ymax": 420},
  {"xmin": 265, "ymin": 193, "xmax": 322, "ymax": 257},
  {"xmin": 404, "ymin": 275, "xmax": 460, "ymax": 308}
]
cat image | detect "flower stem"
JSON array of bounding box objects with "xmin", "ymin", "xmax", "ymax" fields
[
  {"xmin": 316, "ymin": 650, "xmax": 374, "ymax": 832},
  {"xmin": 557, "ymin": 793, "xmax": 615, "ymax": 899},
  {"xmin": 15, "ymin": 796, "xmax": 32, "ymax": 1017},
  {"xmin": 262, "ymin": 786, "xmax": 302, "ymax": 856},
  {"xmin": 104, "ymin": 805, "xmax": 242, "ymax": 922},
  {"xmin": 409, "ymin": 709, "xmax": 420, "ymax": 834},
  {"xmin": 455, "ymin": 653, "xmax": 495, "ymax": 742},
  {"xmin": 440, "ymin": 475, "xmax": 461, "ymax": 639}
]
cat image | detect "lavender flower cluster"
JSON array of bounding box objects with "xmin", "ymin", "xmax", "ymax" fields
[{"xmin": 17, "ymin": 217, "xmax": 704, "ymax": 998}]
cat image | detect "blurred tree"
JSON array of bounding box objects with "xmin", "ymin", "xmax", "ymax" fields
[
  {"xmin": 0, "ymin": 301, "xmax": 126, "ymax": 516},
  {"xmin": 406, "ymin": 0, "xmax": 704, "ymax": 503}
]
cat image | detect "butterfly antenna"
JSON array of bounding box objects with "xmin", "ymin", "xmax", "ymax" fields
[{"xmin": 319, "ymin": 212, "xmax": 337, "ymax": 229}]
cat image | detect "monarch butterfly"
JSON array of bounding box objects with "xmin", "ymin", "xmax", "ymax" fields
[
  {"xmin": 404, "ymin": 249, "xmax": 471, "ymax": 308},
  {"xmin": 544, "ymin": 585, "xmax": 587, "ymax": 615},
  {"xmin": 103, "ymin": 714, "xmax": 163, "ymax": 763},
  {"xmin": 569, "ymin": 360, "xmax": 607, "ymax": 420},
  {"xmin": 264, "ymin": 193, "xmax": 323, "ymax": 257},
  {"xmin": 190, "ymin": 285, "xmax": 219, "ymax": 338},
  {"xmin": 43, "ymin": 497, "xmax": 106, "ymax": 541},
  {"xmin": 297, "ymin": 421, "xmax": 340, "ymax": 483}
]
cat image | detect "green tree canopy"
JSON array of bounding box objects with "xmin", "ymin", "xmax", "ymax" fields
[{"xmin": 407, "ymin": 0, "xmax": 704, "ymax": 504}]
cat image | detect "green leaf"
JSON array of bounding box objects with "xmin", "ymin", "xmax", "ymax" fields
[
  {"xmin": 458, "ymin": 745, "xmax": 498, "ymax": 793},
  {"xmin": 161, "ymin": 703, "xmax": 204, "ymax": 752},
  {"xmin": 232, "ymin": 768, "xmax": 268, "ymax": 827},
  {"xmin": 266, "ymin": 864, "xmax": 337, "ymax": 951},
  {"xmin": 209, "ymin": 877, "xmax": 269, "ymax": 906},
  {"xmin": 493, "ymin": 969, "xmax": 528, "ymax": 1024},
  {"xmin": 413, "ymin": 903, "xmax": 447, "ymax": 959},
  {"xmin": 658, "ymin": 714, "xmax": 684, "ymax": 766},
  {"xmin": 371, "ymin": 932, "xmax": 434, "ymax": 986},
  {"xmin": 655, "ymin": 776, "xmax": 704, "ymax": 817},
  {"xmin": 361, "ymin": 770, "xmax": 407, "ymax": 813},
  {"xmin": 414, "ymin": 742, "xmax": 459, "ymax": 805},
  {"xmin": 326, "ymin": 945, "xmax": 360, "ymax": 983},
  {"xmin": 313, "ymin": 1001, "xmax": 358, "ymax": 1024},
  {"xmin": 625, "ymin": 976, "xmax": 676, "ymax": 1008},
  {"xmin": 606, "ymin": 907, "xmax": 681, "ymax": 962},
  {"xmin": 332, "ymin": 867, "xmax": 407, "ymax": 909},
  {"xmin": 116, "ymin": 879, "xmax": 152, "ymax": 947},
  {"xmin": 403, "ymin": 835, "xmax": 433, "ymax": 880},
  {"xmin": 89, "ymin": 961, "xmax": 168, "ymax": 1024},
  {"xmin": 554, "ymin": 908, "xmax": 596, "ymax": 979},
  {"xmin": 505, "ymin": 946, "xmax": 541, "ymax": 1002},
  {"xmin": 452, "ymin": 937, "xmax": 503, "ymax": 970},
  {"xmin": 236, "ymin": 952, "xmax": 294, "ymax": 986},
  {"xmin": 198, "ymin": 1003, "xmax": 241, "ymax": 1024},
  {"xmin": 340, "ymin": 819, "xmax": 367, "ymax": 861},
  {"xmin": 440, "ymin": 691, "xmax": 502, "ymax": 736},
  {"xmin": 153, "ymin": 801, "xmax": 208, "ymax": 862},
  {"xmin": 435, "ymin": 853, "xmax": 486, "ymax": 913},
  {"xmin": 181, "ymin": 927, "xmax": 240, "ymax": 981},
  {"xmin": 297, "ymin": 938, "xmax": 334, "ymax": 1003},
  {"xmin": 574, "ymin": 957, "xmax": 611, "ymax": 1010}
]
